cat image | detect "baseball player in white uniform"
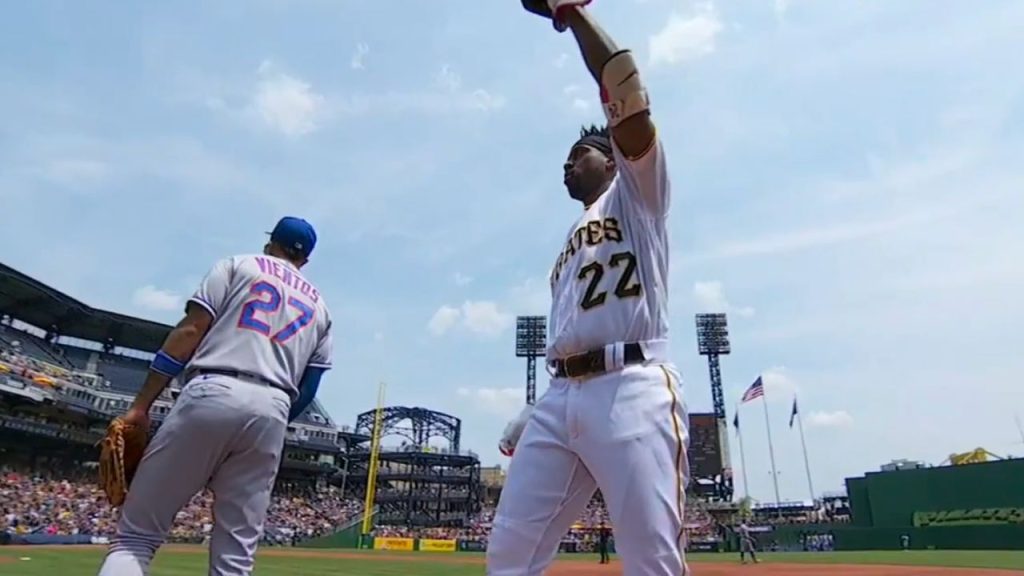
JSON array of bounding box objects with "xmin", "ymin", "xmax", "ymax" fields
[
  {"xmin": 96, "ymin": 216, "xmax": 333, "ymax": 576},
  {"xmin": 487, "ymin": 2, "xmax": 689, "ymax": 576}
]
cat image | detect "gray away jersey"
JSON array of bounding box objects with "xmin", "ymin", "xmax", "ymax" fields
[
  {"xmin": 547, "ymin": 137, "xmax": 671, "ymax": 360},
  {"xmin": 185, "ymin": 254, "xmax": 333, "ymax": 400}
]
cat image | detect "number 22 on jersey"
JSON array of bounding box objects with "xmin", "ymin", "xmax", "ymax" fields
[
  {"xmin": 237, "ymin": 281, "xmax": 315, "ymax": 342},
  {"xmin": 578, "ymin": 251, "xmax": 642, "ymax": 310}
]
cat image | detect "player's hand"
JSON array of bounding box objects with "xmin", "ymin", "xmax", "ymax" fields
[
  {"xmin": 122, "ymin": 406, "xmax": 150, "ymax": 432},
  {"xmin": 521, "ymin": 0, "xmax": 592, "ymax": 32},
  {"xmin": 498, "ymin": 404, "xmax": 534, "ymax": 457}
]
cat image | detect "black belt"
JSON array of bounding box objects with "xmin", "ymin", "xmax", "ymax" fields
[
  {"xmin": 192, "ymin": 368, "xmax": 275, "ymax": 388},
  {"xmin": 549, "ymin": 342, "xmax": 645, "ymax": 379}
]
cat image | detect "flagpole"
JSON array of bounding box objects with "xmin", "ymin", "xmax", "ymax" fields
[
  {"xmin": 761, "ymin": 392, "xmax": 782, "ymax": 517},
  {"xmin": 735, "ymin": 405, "xmax": 750, "ymax": 500},
  {"xmin": 796, "ymin": 401, "xmax": 816, "ymax": 502}
]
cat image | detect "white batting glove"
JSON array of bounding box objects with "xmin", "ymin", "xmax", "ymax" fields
[{"xmin": 498, "ymin": 404, "xmax": 534, "ymax": 457}]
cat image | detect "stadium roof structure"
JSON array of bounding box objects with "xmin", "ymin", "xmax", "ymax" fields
[{"xmin": 0, "ymin": 262, "xmax": 172, "ymax": 352}]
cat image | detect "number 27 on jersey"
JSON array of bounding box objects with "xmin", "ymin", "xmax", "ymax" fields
[{"xmin": 237, "ymin": 281, "xmax": 315, "ymax": 342}]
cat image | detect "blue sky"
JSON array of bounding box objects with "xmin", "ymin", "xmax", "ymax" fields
[{"xmin": 2, "ymin": 0, "xmax": 1022, "ymax": 504}]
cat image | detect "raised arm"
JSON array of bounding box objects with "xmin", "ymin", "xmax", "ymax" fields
[
  {"xmin": 523, "ymin": 1, "xmax": 656, "ymax": 159},
  {"xmin": 523, "ymin": 1, "xmax": 668, "ymax": 214},
  {"xmin": 562, "ymin": 7, "xmax": 655, "ymax": 159}
]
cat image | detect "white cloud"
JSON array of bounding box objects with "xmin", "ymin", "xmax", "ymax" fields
[
  {"xmin": 760, "ymin": 366, "xmax": 799, "ymax": 399},
  {"xmin": 435, "ymin": 65, "xmax": 505, "ymax": 112},
  {"xmin": 692, "ymin": 208, "xmax": 951, "ymax": 262},
  {"xmin": 436, "ymin": 64, "xmax": 463, "ymax": 93},
  {"xmin": 351, "ymin": 43, "xmax": 369, "ymax": 70},
  {"xmin": 251, "ymin": 60, "xmax": 325, "ymax": 137},
  {"xmin": 460, "ymin": 301, "xmax": 513, "ymax": 337},
  {"xmin": 571, "ymin": 98, "xmax": 591, "ymax": 112},
  {"xmin": 42, "ymin": 159, "xmax": 109, "ymax": 188},
  {"xmin": 321, "ymin": 65, "xmax": 504, "ymax": 117},
  {"xmin": 428, "ymin": 305, "xmax": 461, "ymax": 336},
  {"xmin": 693, "ymin": 281, "xmax": 755, "ymax": 318},
  {"xmin": 132, "ymin": 285, "xmax": 182, "ymax": 312},
  {"xmin": 456, "ymin": 386, "xmax": 523, "ymax": 417},
  {"xmin": 553, "ymin": 53, "xmax": 570, "ymax": 68},
  {"xmin": 454, "ymin": 272, "xmax": 473, "ymax": 286},
  {"xmin": 648, "ymin": 3, "xmax": 723, "ymax": 67},
  {"xmin": 774, "ymin": 0, "xmax": 791, "ymax": 20},
  {"xmin": 563, "ymin": 84, "xmax": 592, "ymax": 113},
  {"xmin": 807, "ymin": 410, "xmax": 854, "ymax": 429},
  {"xmin": 469, "ymin": 89, "xmax": 505, "ymax": 111},
  {"xmin": 428, "ymin": 300, "xmax": 514, "ymax": 338},
  {"xmin": 288, "ymin": 65, "xmax": 504, "ymax": 119},
  {"xmin": 507, "ymin": 277, "xmax": 549, "ymax": 316}
]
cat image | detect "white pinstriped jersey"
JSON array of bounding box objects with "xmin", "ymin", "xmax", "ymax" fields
[
  {"xmin": 547, "ymin": 138, "xmax": 671, "ymax": 360},
  {"xmin": 186, "ymin": 254, "xmax": 333, "ymax": 399}
]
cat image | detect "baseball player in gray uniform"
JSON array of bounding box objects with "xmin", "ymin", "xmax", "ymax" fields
[
  {"xmin": 96, "ymin": 216, "xmax": 333, "ymax": 576},
  {"xmin": 739, "ymin": 520, "xmax": 759, "ymax": 564}
]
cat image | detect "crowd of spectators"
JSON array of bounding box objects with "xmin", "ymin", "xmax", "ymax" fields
[
  {"xmin": 4, "ymin": 459, "xmax": 855, "ymax": 551},
  {"xmin": 0, "ymin": 346, "xmax": 87, "ymax": 390},
  {"xmin": 0, "ymin": 466, "xmax": 363, "ymax": 545}
]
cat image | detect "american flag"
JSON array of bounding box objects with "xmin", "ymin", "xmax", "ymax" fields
[{"xmin": 741, "ymin": 376, "xmax": 765, "ymax": 403}]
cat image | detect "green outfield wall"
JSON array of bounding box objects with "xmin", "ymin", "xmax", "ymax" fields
[
  {"xmin": 815, "ymin": 458, "xmax": 1024, "ymax": 550},
  {"xmin": 768, "ymin": 524, "xmax": 1024, "ymax": 551},
  {"xmin": 848, "ymin": 459, "xmax": 1024, "ymax": 529}
]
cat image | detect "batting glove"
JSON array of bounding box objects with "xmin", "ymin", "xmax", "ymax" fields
[{"xmin": 498, "ymin": 404, "xmax": 534, "ymax": 457}]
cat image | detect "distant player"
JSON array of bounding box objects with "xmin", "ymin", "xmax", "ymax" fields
[
  {"xmin": 97, "ymin": 217, "xmax": 333, "ymax": 576},
  {"xmin": 488, "ymin": 2, "xmax": 689, "ymax": 575},
  {"xmin": 597, "ymin": 522, "xmax": 611, "ymax": 564},
  {"xmin": 739, "ymin": 520, "xmax": 759, "ymax": 564}
]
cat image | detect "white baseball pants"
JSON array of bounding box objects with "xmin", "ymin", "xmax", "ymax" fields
[{"xmin": 486, "ymin": 362, "xmax": 691, "ymax": 576}]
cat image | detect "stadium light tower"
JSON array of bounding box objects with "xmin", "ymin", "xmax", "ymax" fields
[
  {"xmin": 696, "ymin": 313, "xmax": 732, "ymax": 479},
  {"xmin": 515, "ymin": 316, "xmax": 547, "ymax": 405}
]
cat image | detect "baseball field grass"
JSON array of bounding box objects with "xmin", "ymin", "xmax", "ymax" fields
[{"xmin": 0, "ymin": 546, "xmax": 1022, "ymax": 575}]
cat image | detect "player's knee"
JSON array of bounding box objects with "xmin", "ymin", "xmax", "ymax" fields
[
  {"xmin": 485, "ymin": 519, "xmax": 547, "ymax": 576},
  {"xmin": 109, "ymin": 531, "xmax": 163, "ymax": 557},
  {"xmin": 210, "ymin": 553, "xmax": 254, "ymax": 576}
]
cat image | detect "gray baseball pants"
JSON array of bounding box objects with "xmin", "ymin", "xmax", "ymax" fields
[{"xmin": 97, "ymin": 373, "xmax": 290, "ymax": 576}]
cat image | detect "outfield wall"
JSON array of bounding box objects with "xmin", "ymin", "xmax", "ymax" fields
[
  {"xmin": 846, "ymin": 459, "xmax": 1024, "ymax": 529},
  {"xmin": 832, "ymin": 458, "xmax": 1024, "ymax": 550},
  {"xmin": 301, "ymin": 533, "xmax": 468, "ymax": 552},
  {"xmin": 768, "ymin": 523, "xmax": 1024, "ymax": 551}
]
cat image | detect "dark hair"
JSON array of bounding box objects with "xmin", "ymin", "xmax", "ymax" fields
[
  {"xmin": 580, "ymin": 124, "xmax": 610, "ymax": 139},
  {"xmin": 270, "ymin": 241, "xmax": 307, "ymax": 263},
  {"xmin": 575, "ymin": 124, "xmax": 613, "ymax": 158}
]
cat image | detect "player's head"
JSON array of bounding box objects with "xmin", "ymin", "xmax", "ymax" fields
[
  {"xmin": 563, "ymin": 124, "xmax": 616, "ymax": 204},
  {"xmin": 264, "ymin": 216, "xmax": 317, "ymax": 268}
]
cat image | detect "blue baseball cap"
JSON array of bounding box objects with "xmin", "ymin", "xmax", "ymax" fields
[{"xmin": 267, "ymin": 216, "xmax": 317, "ymax": 258}]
